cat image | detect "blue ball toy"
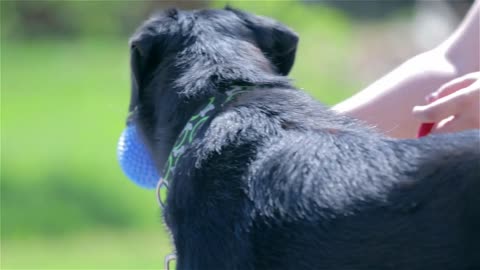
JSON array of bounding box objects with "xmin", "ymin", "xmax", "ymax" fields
[{"xmin": 117, "ymin": 125, "xmax": 160, "ymax": 189}]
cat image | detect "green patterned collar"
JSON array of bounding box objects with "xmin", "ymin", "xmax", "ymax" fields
[{"xmin": 156, "ymin": 86, "xmax": 250, "ymax": 208}]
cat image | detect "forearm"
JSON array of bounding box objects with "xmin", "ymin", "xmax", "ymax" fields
[
  {"xmin": 333, "ymin": 51, "xmax": 459, "ymax": 138},
  {"xmin": 334, "ymin": 1, "xmax": 479, "ymax": 138},
  {"xmin": 441, "ymin": 0, "xmax": 480, "ymax": 75}
]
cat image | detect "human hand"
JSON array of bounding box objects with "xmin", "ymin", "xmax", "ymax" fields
[{"xmin": 413, "ymin": 71, "xmax": 480, "ymax": 134}]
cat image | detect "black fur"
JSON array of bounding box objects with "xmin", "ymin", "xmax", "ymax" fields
[{"xmin": 127, "ymin": 8, "xmax": 480, "ymax": 270}]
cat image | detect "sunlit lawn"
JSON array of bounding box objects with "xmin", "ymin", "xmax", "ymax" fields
[
  {"xmin": 1, "ymin": 39, "xmax": 171, "ymax": 268},
  {"xmin": 2, "ymin": 229, "xmax": 172, "ymax": 269}
]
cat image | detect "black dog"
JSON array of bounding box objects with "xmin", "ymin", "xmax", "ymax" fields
[{"xmin": 127, "ymin": 8, "xmax": 480, "ymax": 270}]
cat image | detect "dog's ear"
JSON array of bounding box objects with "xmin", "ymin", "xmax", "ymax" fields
[
  {"xmin": 227, "ymin": 7, "xmax": 299, "ymax": 75},
  {"xmin": 129, "ymin": 34, "xmax": 161, "ymax": 111},
  {"xmin": 129, "ymin": 9, "xmax": 179, "ymax": 94},
  {"xmin": 130, "ymin": 35, "xmax": 155, "ymax": 89}
]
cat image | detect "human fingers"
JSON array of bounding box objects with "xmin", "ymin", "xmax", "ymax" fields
[
  {"xmin": 432, "ymin": 114, "xmax": 479, "ymax": 134},
  {"xmin": 413, "ymin": 87, "xmax": 473, "ymax": 123},
  {"xmin": 426, "ymin": 72, "xmax": 479, "ymax": 102}
]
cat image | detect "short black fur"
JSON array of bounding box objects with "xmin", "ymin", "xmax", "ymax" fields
[{"xmin": 127, "ymin": 8, "xmax": 480, "ymax": 270}]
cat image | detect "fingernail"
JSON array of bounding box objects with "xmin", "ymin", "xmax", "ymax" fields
[
  {"xmin": 425, "ymin": 93, "xmax": 437, "ymax": 103},
  {"xmin": 412, "ymin": 106, "xmax": 424, "ymax": 115}
]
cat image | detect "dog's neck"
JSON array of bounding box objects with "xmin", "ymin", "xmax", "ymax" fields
[{"xmin": 157, "ymin": 85, "xmax": 251, "ymax": 205}]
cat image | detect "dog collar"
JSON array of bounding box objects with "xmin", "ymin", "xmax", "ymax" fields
[{"xmin": 156, "ymin": 86, "xmax": 250, "ymax": 208}]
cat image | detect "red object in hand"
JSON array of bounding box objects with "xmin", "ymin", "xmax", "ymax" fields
[
  {"xmin": 416, "ymin": 95, "xmax": 436, "ymax": 138},
  {"xmin": 417, "ymin": 122, "xmax": 435, "ymax": 138}
]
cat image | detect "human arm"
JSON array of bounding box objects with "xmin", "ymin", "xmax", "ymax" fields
[{"xmin": 333, "ymin": 0, "xmax": 479, "ymax": 138}]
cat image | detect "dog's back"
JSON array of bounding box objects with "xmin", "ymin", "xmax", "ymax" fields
[{"xmin": 250, "ymin": 124, "xmax": 480, "ymax": 269}]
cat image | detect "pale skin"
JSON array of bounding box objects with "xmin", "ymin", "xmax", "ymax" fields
[
  {"xmin": 333, "ymin": 0, "xmax": 479, "ymax": 138},
  {"xmin": 413, "ymin": 71, "xmax": 480, "ymax": 134}
]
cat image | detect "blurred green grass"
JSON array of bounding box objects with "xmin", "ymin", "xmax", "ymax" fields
[
  {"xmin": 1, "ymin": 2, "xmax": 358, "ymax": 268},
  {"xmin": 1, "ymin": 40, "xmax": 169, "ymax": 268},
  {"xmin": 1, "ymin": 40, "xmax": 161, "ymax": 238},
  {"xmin": 2, "ymin": 229, "xmax": 171, "ymax": 269}
]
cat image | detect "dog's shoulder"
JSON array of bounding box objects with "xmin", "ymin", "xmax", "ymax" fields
[
  {"xmin": 246, "ymin": 130, "xmax": 393, "ymax": 219},
  {"xmin": 248, "ymin": 128, "xmax": 480, "ymax": 220}
]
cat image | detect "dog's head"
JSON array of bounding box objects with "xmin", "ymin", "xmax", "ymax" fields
[{"xmin": 127, "ymin": 8, "xmax": 298, "ymax": 171}]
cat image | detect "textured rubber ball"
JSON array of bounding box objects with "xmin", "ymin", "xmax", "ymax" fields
[{"xmin": 117, "ymin": 125, "xmax": 160, "ymax": 189}]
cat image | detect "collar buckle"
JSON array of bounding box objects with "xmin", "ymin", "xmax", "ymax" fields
[
  {"xmin": 156, "ymin": 177, "xmax": 168, "ymax": 209},
  {"xmin": 164, "ymin": 253, "xmax": 177, "ymax": 270}
]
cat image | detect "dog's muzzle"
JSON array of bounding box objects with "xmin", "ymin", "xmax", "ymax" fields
[{"xmin": 117, "ymin": 124, "xmax": 160, "ymax": 189}]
